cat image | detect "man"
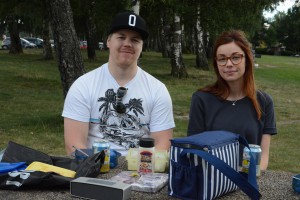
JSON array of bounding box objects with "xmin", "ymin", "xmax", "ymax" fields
[{"xmin": 62, "ymin": 11, "xmax": 175, "ymax": 155}]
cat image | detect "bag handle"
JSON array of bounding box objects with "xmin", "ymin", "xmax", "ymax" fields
[{"xmin": 180, "ymin": 136, "xmax": 261, "ymax": 200}]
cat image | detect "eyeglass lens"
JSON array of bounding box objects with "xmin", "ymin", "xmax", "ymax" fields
[{"xmin": 216, "ymin": 54, "xmax": 243, "ymax": 65}]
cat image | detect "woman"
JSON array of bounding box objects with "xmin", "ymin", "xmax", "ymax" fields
[{"xmin": 187, "ymin": 30, "xmax": 277, "ymax": 170}]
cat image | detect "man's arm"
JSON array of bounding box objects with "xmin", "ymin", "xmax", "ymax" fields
[
  {"xmin": 151, "ymin": 129, "xmax": 173, "ymax": 151},
  {"xmin": 64, "ymin": 118, "xmax": 89, "ymax": 155},
  {"xmin": 260, "ymin": 134, "xmax": 271, "ymax": 170}
]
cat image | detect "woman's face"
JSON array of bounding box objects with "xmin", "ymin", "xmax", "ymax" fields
[{"xmin": 216, "ymin": 42, "xmax": 246, "ymax": 84}]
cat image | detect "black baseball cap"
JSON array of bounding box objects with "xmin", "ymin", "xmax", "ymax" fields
[{"xmin": 108, "ymin": 11, "xmax": 149, "ymax": 40}]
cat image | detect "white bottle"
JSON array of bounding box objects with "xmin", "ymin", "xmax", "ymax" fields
[{"xmin": 137, "ymin": 138, "xmax": 155, "ymax": 174}]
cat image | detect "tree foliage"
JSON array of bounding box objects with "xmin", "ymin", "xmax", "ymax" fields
[
  {"xmin": 277, "ymin": 5, "xmax": 300, "ymax": 52},
  {"xmin": 1, "ymin": 0, "xmax": 298, "ymax": 83}
]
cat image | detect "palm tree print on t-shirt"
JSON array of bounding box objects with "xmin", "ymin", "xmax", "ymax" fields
[{"xmin": 98, "ymin": 89, "xmax": 149, "ymax": 149}]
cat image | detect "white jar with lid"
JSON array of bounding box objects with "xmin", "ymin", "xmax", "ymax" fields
[{"xmin": 137, "ymin": 138, "xmax": 155, "ymax": 174}]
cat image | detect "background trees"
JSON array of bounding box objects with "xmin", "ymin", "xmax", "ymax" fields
[
  {"xmin": 1, "ymin": 0, "xmax": 299, "ymax": 96},
  {"xmin": 277, "ymin": 5, "xmax": 300, "ymax": 53},
  {"xmin": 255, "ymin": 2, "xmax": 300, "ymax": 55}
]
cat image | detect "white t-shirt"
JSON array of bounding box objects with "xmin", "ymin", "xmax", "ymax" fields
[{"xmin": 62, "ymin": 63, "xmax": 175, "ymax": 155}]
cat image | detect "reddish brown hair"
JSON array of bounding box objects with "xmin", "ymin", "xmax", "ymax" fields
[{"xmin": 201, "ymin": 30, "xmax": 261, "ymax": 119}]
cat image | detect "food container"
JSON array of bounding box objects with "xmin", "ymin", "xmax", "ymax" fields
[
  {"xmin": 138, "ymin": 138, "xmax": 155, "ymax": 174},
  {"xmin": 293, "ymin": 174, "xmax": 300, "ymax": 193},
  {"xmin": 126, "ymin": 148, "xmax": 169, "ymax": 172}
]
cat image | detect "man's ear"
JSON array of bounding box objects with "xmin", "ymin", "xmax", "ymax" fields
[{"xmin": 106, "ymin": 35, "xmax": 112, "ymax": 48}]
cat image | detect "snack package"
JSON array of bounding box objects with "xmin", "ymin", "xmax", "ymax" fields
[{"xmin": 109, "ymin": 171, "xmax": 168, "ymax": 193}]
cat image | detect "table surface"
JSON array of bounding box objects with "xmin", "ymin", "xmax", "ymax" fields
[{"xmin": 0, "ymin": 157, "xmax": 299, "ymax": 200}]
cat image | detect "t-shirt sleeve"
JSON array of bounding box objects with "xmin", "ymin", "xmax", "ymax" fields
[
  {"xmin": 62, "ymin": 78, "xmax": 91, "ymax": 122},
  {"xmin": 148, "ymin": 84, "xmax": 175, "ymax": 132},
  {"xmin": 262, "ymin": 92, "xmax": 277, "ymax": 135}
]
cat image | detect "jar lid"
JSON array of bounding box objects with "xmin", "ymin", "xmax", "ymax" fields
[{"xmin": 139, "ymin": 138, "xmax": 155, "ymax": 148}]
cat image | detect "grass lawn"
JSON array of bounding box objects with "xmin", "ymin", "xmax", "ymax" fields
[{"xmin": 0, "ymin": 49, "xmax": 299, "ymax": 173}]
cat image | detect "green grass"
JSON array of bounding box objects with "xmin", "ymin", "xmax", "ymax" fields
[{"xmin": 0, "ymin": 49, "xmax": 299, "ymax": 173}]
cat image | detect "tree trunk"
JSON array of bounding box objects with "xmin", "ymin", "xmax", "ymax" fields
[
  {"xmin": 170, "ymin": 14, "xmax": 188, "ymax": 78},
  {"xmin": 7, "ymin": 15, "xmax": 22, "ymax": 54},
  {"xmin": 194, "ymin": 7, "xmax": 209, "ymax": 70},
  {"xmin": 132, "ymin": 0, "xmax": 142, "ymax": 58},
  {"xmin": 42, "ymin": 10, "xmax": 53, "ymax": 60},
  {"xmin": 160, "ymin": 9, "xmax": 171, "ymax": 58},
  {"xmin": 46, "ymin": 0, "xmax": 85, "ymax": 98},
  {"xmin": 84, "ymin": 0, "xmax": 97, "ymax": 60},
  {"xmin": 131, "ymin": 0, "xmax": 140, "ymax": 15}
]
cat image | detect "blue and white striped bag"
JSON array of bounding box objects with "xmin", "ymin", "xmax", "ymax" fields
[{"xmin": 168, "ymin": 131, "xmax": 261, "ymax": 200}]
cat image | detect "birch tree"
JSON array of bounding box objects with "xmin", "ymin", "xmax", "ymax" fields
[
  {"xmin": 194, "ymin": 6, "xmax": 208, "ymax": 70},
  {"xmin": 170, "ymin": 13, "xmax": 188, "ymax": 78},
  {"xmin": 132, "ymin": 0, "xmax": 140, "ymax": 15}
]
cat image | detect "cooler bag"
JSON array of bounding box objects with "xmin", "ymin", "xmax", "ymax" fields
[{"xmin": 168, "ymin": 130, "xmax": 261, "ymax": 200}]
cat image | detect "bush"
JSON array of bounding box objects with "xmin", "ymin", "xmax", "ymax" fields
[
  {"xmin": 280, "ymin": 50, "xmax": 294, "ymax": 56},
  {"xmin": 255, "ymin": 48, "xmax": 273, "ymax": 55}
]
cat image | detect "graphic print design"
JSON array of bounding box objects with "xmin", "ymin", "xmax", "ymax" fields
[{"xmin": 98, "ymin": 89, "xmax": 149, "ymax": 149}]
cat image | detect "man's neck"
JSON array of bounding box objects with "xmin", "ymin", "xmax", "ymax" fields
[{"xmin": 108, "ymin": 62, "xmax": 138, "ymax": 86}]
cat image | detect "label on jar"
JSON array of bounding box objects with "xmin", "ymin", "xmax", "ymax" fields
[{"xmin": 138, "ymin": 150, "xmax": 154, "ymax": 174}]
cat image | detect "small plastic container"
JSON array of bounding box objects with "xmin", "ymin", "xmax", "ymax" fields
[
  {"xmin": 126, "ymin": 148, "xmax": 169, "ymax": 172},
  {"xmin": 137, "ymin": 138, "xmax": 155, "ymax": 174},
  {"xmin": 293, "ymin": 174, "xmax": 300, "ymax": 193}
]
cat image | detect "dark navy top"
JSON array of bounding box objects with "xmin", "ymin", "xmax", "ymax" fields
[{"xmin": 187, "ymin": 90, "xmax": 277, "ymax": 164}]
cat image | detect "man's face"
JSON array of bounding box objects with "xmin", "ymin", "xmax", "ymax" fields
[{"xmin": 107, "ymin": 29, "xmax": 143, "ymax": 68}]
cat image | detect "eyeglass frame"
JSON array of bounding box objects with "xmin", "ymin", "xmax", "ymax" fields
[
  {"xmin": 115, "ymin": 87, "xmax": 128, "ymax": 114},
  {"xmin": 215, "ymin": 53, "xmax": 244, "ymax": 66}
]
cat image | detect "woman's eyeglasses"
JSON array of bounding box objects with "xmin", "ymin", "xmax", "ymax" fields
[
  {"xmin": 115, "ymin": 87, "xmax": 127, "ymax": 114},
  {"xmin": 216, "ymin": 53, "xmax": 244, "ymax": 66}
]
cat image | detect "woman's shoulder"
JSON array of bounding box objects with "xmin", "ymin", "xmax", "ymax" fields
[
  {"xmin": 257, "ymin": 90, "xmax": 273, "ymax": 100},
  {"xmin": 256, "ymin": 90, "xmax": 274, "ymax": 106}
]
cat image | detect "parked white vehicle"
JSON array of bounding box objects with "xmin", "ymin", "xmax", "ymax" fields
[{"xmin": 1, "ymin": 37, "xmax": 37, "ymax": 49}]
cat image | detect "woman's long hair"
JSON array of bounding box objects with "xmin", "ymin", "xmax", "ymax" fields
[{"xmin": 201, "ymin": 30, "xmax": 261, "ymax": 119}]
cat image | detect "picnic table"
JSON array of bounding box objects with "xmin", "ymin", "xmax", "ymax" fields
[{"xmin": 0, "ymin": 157, "xmax": 299, "ymax": 200}]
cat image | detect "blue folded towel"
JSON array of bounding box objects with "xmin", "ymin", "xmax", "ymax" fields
[{"xmin": 0, "ymin": 162, "xmax": 27, "ymax": 174}]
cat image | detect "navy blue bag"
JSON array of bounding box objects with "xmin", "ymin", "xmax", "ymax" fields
[{"xmin": 168, "ymin": 131, "xmax": 261, "ymax": 200}]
